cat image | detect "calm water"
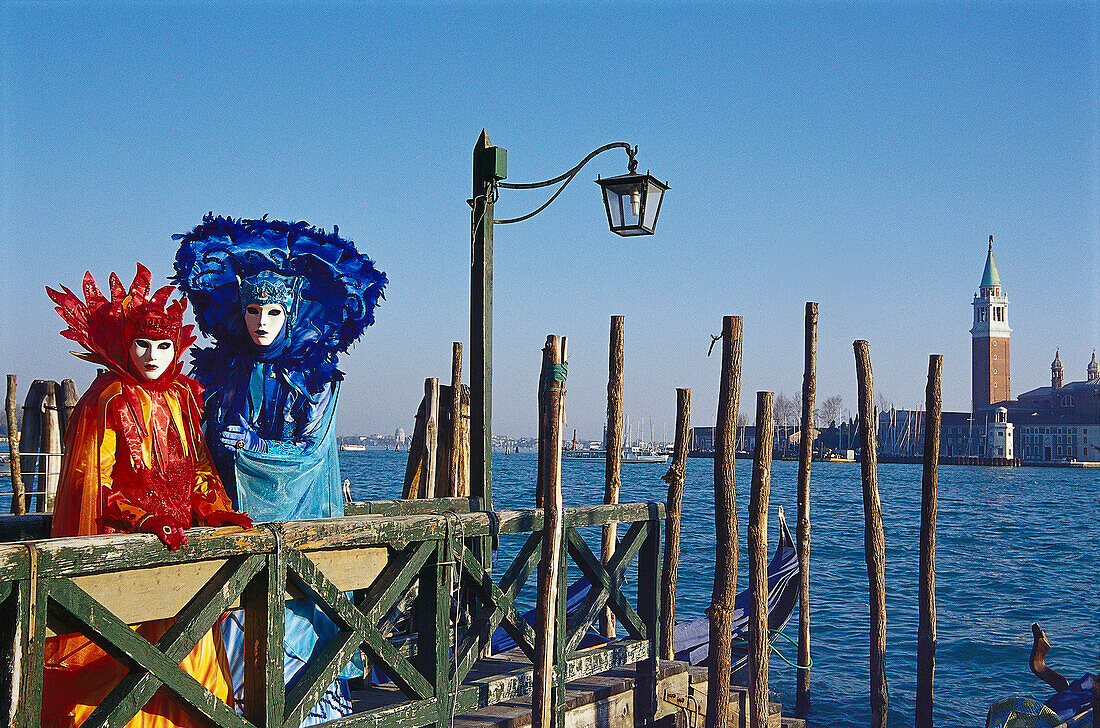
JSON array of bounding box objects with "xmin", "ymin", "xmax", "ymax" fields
[{"xmin": 341, "ymin": 449, "xmax": 1099, "ymax": 728}]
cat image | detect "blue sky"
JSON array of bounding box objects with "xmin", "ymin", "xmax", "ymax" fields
[{"xmin": 2, "ymin": 2, "xmax": 1097, "ymax": 440}]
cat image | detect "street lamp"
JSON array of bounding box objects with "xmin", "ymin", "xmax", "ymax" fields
[{"xmin": 469, "ymin": 131, "xmax": 668, "ymax": 512}]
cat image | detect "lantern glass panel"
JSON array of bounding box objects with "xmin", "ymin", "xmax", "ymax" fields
[{"xmin": 641, "ymin": 178, "xmax": 665, "ymax": 232}]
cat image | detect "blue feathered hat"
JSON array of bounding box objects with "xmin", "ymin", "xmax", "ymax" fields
[{"xmin": 172, "ymin": 214, "xmax": 386, "ymax": 390}]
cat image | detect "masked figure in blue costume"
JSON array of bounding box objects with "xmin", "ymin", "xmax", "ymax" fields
[{"xmin": 172, "ymin": 215, "xmax": 386, "ymax": 724}]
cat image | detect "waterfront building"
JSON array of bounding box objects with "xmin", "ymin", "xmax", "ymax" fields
[{"xmin": 967, "ymin": 240, "xmax": 1099, "ymax": 462}]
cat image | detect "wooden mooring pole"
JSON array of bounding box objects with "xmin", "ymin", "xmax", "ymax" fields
[
  {"xmin": 602, "ymin": 315, "xmax": 624, "ymax": 638},
  {"xmin": 916, "ymin": 354, "xmax": 942, "ymax": 728},
  {"xmin": 534, "ymin": 334, "xmax": 566, "ymax": 728},
  {"xmin": 660, "ymin": 387, "xmax": 690, "ymax": 659},
  {"xmin": 797, "ymin": 302, "xmax": 817, "ymax": 716},
  {"xmin": 6, "ymin": 375, "xmax": 26, "ymax": 515},
  {"xmin": 421, "ymin": 378, "xmax": 440, "ymax": 499},
  {"xmin": 706, "ymin": 316, "xmax": 743, "ymax": 728},
  {"xmin": 748, "ymin": 391, "xmax": 774, "ymax": 728},
  {"xmin": 854, "ymin": 340, "xmax": 888, "ymax": 728},
  {"xmin": 449, "ymin": 342, "xmax": 464, "ymax": 498}
]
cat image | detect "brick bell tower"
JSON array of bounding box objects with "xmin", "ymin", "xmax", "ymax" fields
[{"xmin": 971, "ymin": 235, "xmax": 1011, "ymax": 412}]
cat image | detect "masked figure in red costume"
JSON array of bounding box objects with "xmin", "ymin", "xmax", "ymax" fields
[{"xmin": 42, "ymin": 264, "xmax": 252, "ymax": 728}]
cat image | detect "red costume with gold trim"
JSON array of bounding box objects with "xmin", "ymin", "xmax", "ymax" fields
[{"xmin": 42, "ymin": 265, "xmax": 244, "ymax": 728}]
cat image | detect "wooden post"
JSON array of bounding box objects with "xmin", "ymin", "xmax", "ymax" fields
[
  {"xmin": 706, "ymin": 316, "xmax": 743, "ymax": 728},
  {"xmin": 797, "ymin": 302, "xmax": 817, "ymax": 716},
  {"xmin": 602, "ymin": 315, "xmax": 624, "ymax": 638},
  {"xmin": 421, "ymin": 378, "xmax": 440, "ymax": 499},
  {"xmin": 41, "ymin": 381, "xmax": 61, "ymax": 512},
  {"xmin": 534, "ymin": 334, "xmax": 566, "ymax": 728},
  {"xmin": 59, "ymin": 379, "xmax": 78, "ymax": 435},
  {"xmin": 854, "ymin": 340, "xmax": 888, "ymax": 728},
  {"xmin": 748, "ymin": 391, "xmax": 774, "ymax": 728},
  {"xmin": 660, "ymin": 387, "xmax": 690, "ymax": 659},
  {"xmin": 449, "ymin": 342, "xmax": 464, "ymax": 498},
  {"xmin": 916, "ymin": 354, "xmax": 942, "ymax": 728},
  {"xmin": 19, "ymin": 381, "xmax": 45, "ymax": 512},
  {"xmin": 6, "ymin": 375, "xmax": 26, "ymax": 515},
  {"xmin": 471, "ymin": 130, "xmax": 505, "ymax": 514}
]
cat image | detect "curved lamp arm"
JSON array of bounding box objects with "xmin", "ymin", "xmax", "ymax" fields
[{"xmin": 493, "ymin": 142, "xmax": 638, "ymax": 225}]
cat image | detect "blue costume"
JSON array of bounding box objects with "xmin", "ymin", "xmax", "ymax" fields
[{"xmin": 173, "ymin": 215, "xmax": 386, "ymax": 724}]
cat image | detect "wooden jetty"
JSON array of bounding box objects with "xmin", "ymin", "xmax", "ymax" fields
[{"xmin": 0, "ymin": 497, "xmax": 682, "ymax": 728}]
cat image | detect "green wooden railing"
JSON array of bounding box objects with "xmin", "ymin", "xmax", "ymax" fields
[{"xmin": 0, "ymin": 499, "xmax": 664, "ymax": 728}]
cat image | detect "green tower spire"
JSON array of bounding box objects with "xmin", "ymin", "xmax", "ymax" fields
[{"xmin": 981, "ymin": 234, "xmax": 1001, "ymax": 289}]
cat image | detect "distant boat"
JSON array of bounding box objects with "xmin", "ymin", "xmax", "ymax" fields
[
  {"xmin": 563, "ymin": 448, "xmax": 605, "ymax": 461},
  {"xmin": 562, "ymin": 446, "xmax": 668, "ymax": 464},
  {"xmin": 622, "ymin": 446, "xmax": 668, "ymax": 464},
  {"xmin": 339, "ymin": 443, "xmax": 366, "ymax": 452}
]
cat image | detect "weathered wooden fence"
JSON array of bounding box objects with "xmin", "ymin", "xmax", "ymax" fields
[{"xmin": 0, "ymin": 497, "xmax": 664, "ymax": 728}]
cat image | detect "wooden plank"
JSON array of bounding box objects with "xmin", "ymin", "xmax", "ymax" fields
[
  {"xmin": 31, "ymin": 528, "xmax": 275, "ymax": 578},
  {"xmin": 0, "ymin": 544, "xmax": 29, "ymax": 581},
  {"xmin": 345, "ymin": 497, "xmax": 477, "ymax": 517},
  {"xmin": 67, "ymin": 559, "xmax": 228, "ymax": 627},
  {"xmin": 303, "ymin": 545, "xmax": 388, "ymax": 592},
  {"xmin": 327, "ymin": 697, "xmax": 441, "ymax": 728},
  {"xmin": 466, "ymin": 640, "xmax": 650, "ymax": 708}
]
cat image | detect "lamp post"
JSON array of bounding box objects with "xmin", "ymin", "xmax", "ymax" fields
[{"xmin": 469, "ymin": 130, "xmax": 668, "ymax": 512}]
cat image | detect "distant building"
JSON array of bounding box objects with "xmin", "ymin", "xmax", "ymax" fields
[{"xmin": 968, "ymin": 239, "xmax": 1099, "ymax": 462}]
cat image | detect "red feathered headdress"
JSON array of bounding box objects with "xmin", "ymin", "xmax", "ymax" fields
[{"xmin": 47, "ymin": 264, "xmax": 196, "ymax": 388}]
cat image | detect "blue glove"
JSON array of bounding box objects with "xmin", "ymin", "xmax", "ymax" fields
[{"xmin": 219, "ymin": 415, "xmax": 265, "ymax": 453}]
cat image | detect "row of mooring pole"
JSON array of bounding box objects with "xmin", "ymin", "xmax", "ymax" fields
[
  {"xmin": 527, "ymin": 313, "xmax": 944, "ymax": 728},
  {"xmin": 855, "ymin": 341, "xmax": 944, "ymax": 728},
  {"xmin": 5, "ymin": 375, "xmax": 78, "ymax": 515}
]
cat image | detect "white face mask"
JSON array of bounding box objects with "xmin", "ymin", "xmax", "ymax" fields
[
  {"xmin": 244, "ymin": 303, "xmax": 287, "ymax": 347},
  {"xmin": 129, "ymin": 338, "xmax": 175, "ymax": 381}
]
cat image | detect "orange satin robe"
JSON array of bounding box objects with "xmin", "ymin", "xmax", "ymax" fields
[{"xmin": 43, "ymin": 376, "xmax": 234, "ymax": 728}]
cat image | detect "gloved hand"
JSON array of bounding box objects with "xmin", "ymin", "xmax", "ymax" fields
[
  {"xmin": 219, "ymin": 415, "xmax": 265, "ymax": 453},
  {"xmin": 204, "ymin": 510, "xmax": 254, "ymax": 530},
  {"xmin": 139, "ymin": 515, "xmax": 188, "ymax": 550}
]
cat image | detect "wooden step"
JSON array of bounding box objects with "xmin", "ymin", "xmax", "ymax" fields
[{"xmin": 446, "ymin": 660, "xmax": 689, "ymax": 728}]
